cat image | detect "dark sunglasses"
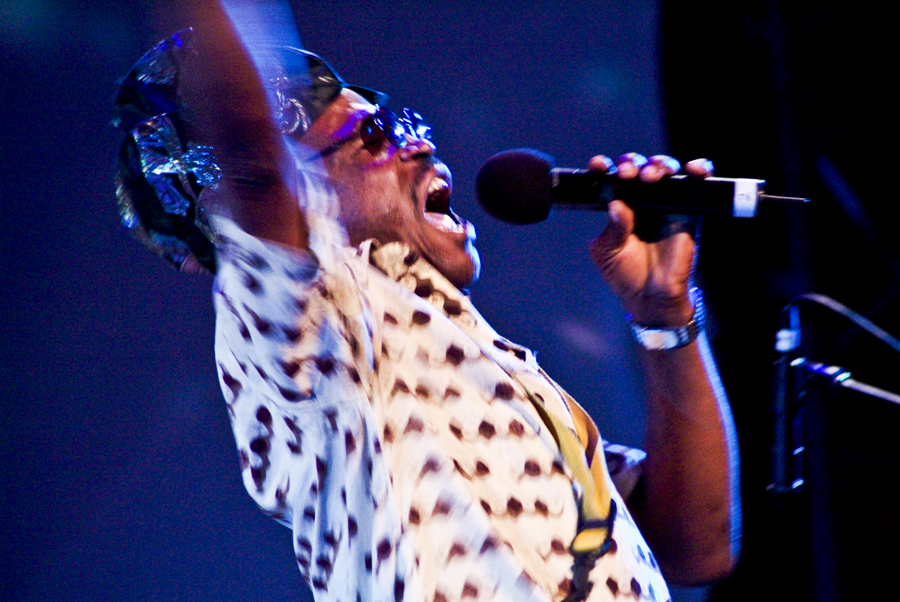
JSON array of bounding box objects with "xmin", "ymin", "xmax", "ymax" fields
[{"xmin": 310, "ymin": 106, "xmax": 432, "ymax": 160}]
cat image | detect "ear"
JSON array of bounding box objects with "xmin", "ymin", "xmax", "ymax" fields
[
  {"xmin": 180, "ymin": 254, "xmax": 213, "ymax": 277},
  {"xmin": 277, "ymin": 97, "xmax": 310, "ymax": 135}
]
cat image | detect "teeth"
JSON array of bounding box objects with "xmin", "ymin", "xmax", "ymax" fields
[
  {"xmin": 424, "ymin": 175, "xmax": 460, "ymax": 232},
  {"xmin": 428, "ymin": 177, "xmax": 449, "ymax": 196}
]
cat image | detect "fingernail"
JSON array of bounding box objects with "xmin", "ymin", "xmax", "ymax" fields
[
  {"xmin": 687, "ymin": 158, "xmax": 714, "ymax": 174},
  {"xmin": 608, "ymin": 201, "xmax": 625, "ymax": 223},
  {"xmin": 659, "ymin": 156, "xmax": 681, "ymax": 173},
  {"xmin": 618, "ymin": 153, "xmax": 647, "ymax": 167}
]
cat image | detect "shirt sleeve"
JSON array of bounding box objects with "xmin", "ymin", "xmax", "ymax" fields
[
  {"xmin": 602, "ymin": 441, "xmax": 646, "ymax": 501},
  {"xmin": 211, "ymin": 220, "xmax": 404, "ymax": 599}
]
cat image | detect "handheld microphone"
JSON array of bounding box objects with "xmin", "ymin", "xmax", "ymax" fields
[{"xmin": 475, "ymin": 148, "xmax": 808, "ymax": 225}]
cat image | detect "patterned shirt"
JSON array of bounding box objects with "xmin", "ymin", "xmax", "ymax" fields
[{"xmin": 212, "ymin": 218, "xmax": 670, "ymax": 602}]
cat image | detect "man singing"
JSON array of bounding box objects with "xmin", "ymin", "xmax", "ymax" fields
[{"xmin": 114, "ymin": 3, "xmax": 739, "ymax": 600}]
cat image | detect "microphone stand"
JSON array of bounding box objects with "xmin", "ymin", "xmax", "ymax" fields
[
  {"xmin": 770, "ymin": 352, "xmax": 900, "ymax": 498},
  {"xmin": 793, "ymin": 359, "xmax": 900, "ymax": 406},
  {"xmin": 770, "ymin": 304, "xmax": 802, "ymax": 497},
  {"xmin": 767, "ymin": 302, "xmax": 900, "ymax": 602},
  {"xmin": 769, "ymin": 295, "xmax": 900, "ymax": 498}
]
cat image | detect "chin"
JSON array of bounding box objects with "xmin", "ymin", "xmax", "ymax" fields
[{"xmin": 443, "ymin": 245, "xmax": 481, "ymax": 292}]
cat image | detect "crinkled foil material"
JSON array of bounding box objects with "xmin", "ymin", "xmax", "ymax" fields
[{"xmin": 113, "ymin": 30, "xmax": 220, "ymax": 272}]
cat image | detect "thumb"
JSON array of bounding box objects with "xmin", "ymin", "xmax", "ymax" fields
[{"xmin": 590, "ymin": 200, "xmax": 633, "ymax": 269}]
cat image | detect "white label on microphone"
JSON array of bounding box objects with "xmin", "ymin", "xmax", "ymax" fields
[{"xmin": 733, "ymin": 179, "xmax": 759, "ymax": 218}]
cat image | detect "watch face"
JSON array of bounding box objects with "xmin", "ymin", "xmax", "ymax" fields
[{"xmin": 631, "ymin": 319, "xmax": 700, "ymax": 351}]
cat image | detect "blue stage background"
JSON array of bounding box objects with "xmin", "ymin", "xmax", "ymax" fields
[{"xmin": 2, "ymin": 2, "xmax": 890, "ymax": 601}]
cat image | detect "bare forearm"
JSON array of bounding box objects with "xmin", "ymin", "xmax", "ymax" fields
[
  {"xmin": 631, "ymin": 333, "xmax": 740, "ymax": 584},
  {"xmin": 178, "ymin": 0, "xmax": 306, "ymax": 248}
]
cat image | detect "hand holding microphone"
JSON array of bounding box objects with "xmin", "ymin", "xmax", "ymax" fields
[
  {"xmin": 585, "ymin": 152, "xmax": 704, "ymax": 327},
  {"xmin": 475, "ymin": 148, "xmax": 808, "ymax": 224},
  {"xmin": 475, "ymin": 149, "xmax": 808, "ymax": 325}
]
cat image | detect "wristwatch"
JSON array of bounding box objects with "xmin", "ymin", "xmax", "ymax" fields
[{"xmin": 627, "ymin": 288, "xmax": 705, "ymax": 351}]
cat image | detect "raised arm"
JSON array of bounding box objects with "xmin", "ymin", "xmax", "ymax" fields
[
  {"xmin": 589, "ymin": 154, "xmax": 740, "ymax": 584},
  {"xmin": 177, "ymin": 0, "xmax": 307, "ymax": 250}
]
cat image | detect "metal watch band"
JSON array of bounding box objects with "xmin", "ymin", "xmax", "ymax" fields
[{"xmin": 627, "ymin": 288, "xmax": 705, "ymax": 351}]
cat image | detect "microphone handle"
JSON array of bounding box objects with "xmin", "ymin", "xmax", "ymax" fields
[{"xmin": 552, "ymin": 170, "xmax": 766, "ymax": 218}]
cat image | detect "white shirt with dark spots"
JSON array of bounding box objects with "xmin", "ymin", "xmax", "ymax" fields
[{"xmin": 213, "ymin": 220, "xmax": 670, "ymax": 602}]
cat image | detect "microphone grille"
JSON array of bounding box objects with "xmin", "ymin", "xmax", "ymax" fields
[{"xmin": 475, "ymin": 148, "xmax": 555, "ymax": 224}]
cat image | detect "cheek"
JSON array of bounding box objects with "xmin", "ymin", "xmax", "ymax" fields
[{"xmin": 334, "ymin": 170, "xmax": 415, "ymax": 243}]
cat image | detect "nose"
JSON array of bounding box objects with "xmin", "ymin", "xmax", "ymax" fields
[{"xmin": 399, "ymin": 136, "xmax": 435, "ymax": 161}]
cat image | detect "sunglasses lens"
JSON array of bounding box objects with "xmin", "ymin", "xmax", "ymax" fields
[
  {"xmin": 378, "ymin": 109, "xmax": 408, "ymax": 147},
  {"xmin": 402, "ymin": 109, "xmax": 431, "ymax": 141},
  {"xmin": 359, "ymin": 115, "xmax": 388, "ymax": 151},
  {"xmin": 356, "ymin": 107, "xmax": 431, "ymax": 155}
]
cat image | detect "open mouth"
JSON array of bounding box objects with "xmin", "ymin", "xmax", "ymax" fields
[{"xmin": 423, "ymin": 172, "xmax": 464, "ymax": 233}]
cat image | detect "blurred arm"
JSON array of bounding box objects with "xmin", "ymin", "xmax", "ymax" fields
[{"xmin": 178, "ymin": 0, "xmax": 307, "ymax": 249}]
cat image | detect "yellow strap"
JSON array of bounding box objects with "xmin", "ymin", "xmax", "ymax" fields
[{"xmin": 527, "ymin": 373, "xmax": 615, "ymax": 554}]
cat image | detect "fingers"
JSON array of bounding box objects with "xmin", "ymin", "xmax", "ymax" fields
[
  {"xmin": 685, "ymin": 158, "xmax": 714, "ymax": 178},
  {"xmin": 589, "ymin": 153, "xmax": 711, "ymax": 180},
  {"xmin": 587, "ymin": 154, "xmax": 616, "ymax": 174},
  {"xmin": 592, "ymin": 153, "xmax": 682, "ymax": 183},
  {"xmin": 640, "ymin": 155, "xmax": 681, "ymax": 182},
  {"xmin": 614, "ymin": 152, "xmax": 647, "ymax": 180},
  {"xmin": 587, "ymin": 152, "xmax": 705, "ymax": 246}
]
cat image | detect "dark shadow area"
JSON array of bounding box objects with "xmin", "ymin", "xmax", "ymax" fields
[{"xmin": 660, "ymin": 2, "xmax": 897, "ymax": 600}]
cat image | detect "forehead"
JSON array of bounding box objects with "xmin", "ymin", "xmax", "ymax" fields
[{"xmin": 302, "ymin": 89, "xmax": 376, "ymax": 147}]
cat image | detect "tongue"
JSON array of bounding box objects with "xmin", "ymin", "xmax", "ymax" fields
[{"xmin": 425, "ymin": 212, "xmax": 460, "ymax": 232}]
